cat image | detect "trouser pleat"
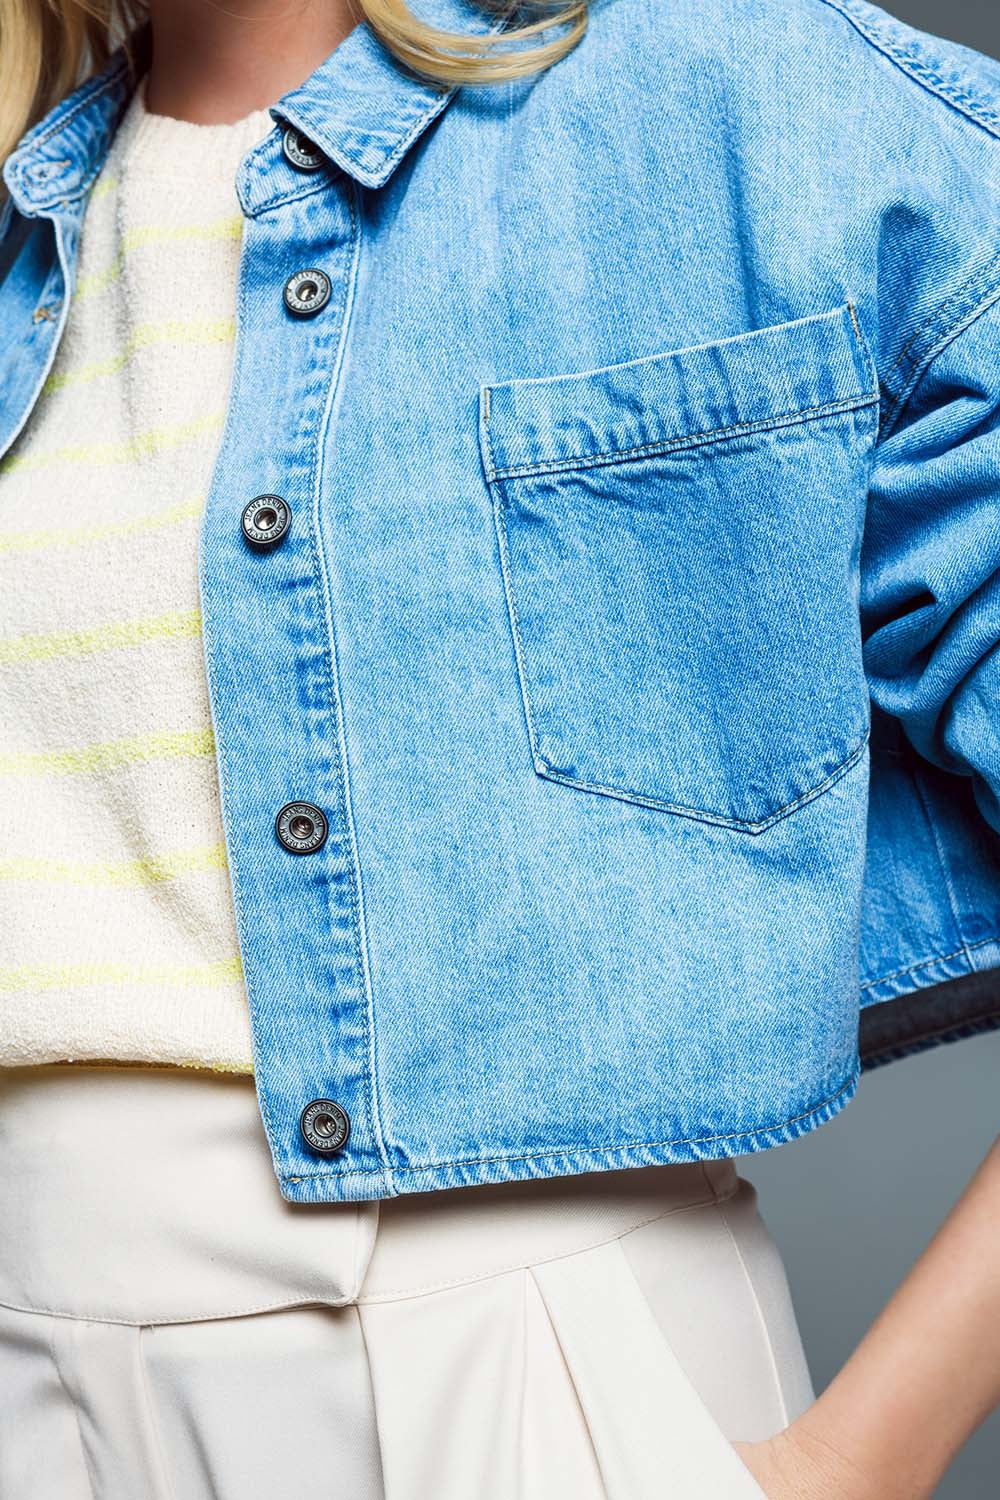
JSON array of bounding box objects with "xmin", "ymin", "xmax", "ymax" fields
[{"xmin": 530, "ymin": 1237, "xmax": 769, "ymax": 1498}]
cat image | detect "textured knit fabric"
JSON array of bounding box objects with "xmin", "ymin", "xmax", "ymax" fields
[{"xmin": 0, "ymin": 76, "xmax": 273, "ymax": 1072}]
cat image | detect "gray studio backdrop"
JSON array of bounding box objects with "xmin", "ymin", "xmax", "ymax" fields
[{"xmin": 740, "ymin": 12, "xmax": 1000, "ymax": 1498}]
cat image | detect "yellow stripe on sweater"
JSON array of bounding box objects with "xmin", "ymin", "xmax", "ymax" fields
[
  {"xmin": 88, "ymin": 172, "xmax": 119, "ymax": 204},
  {"xmin": 0, "ymin": 410, "xmax": 226, "ymax": 476},
  {"xmin": 43, "ymin": 318, "xmax": 236, "ymax": 393},
  {"xmin": 0, "ymin": 843, "xmax": 230, "ymax": 887},
  {"xmin": 0, "ymin": 956, "xmax": 244, "ymax": 991},
  {"xmin": 0, "ymin": 494, "xmax": 204, "ymax": 557},
  {"xmin": 0, "ymin": 727, "xmax": 215, "ymax": 777},
  {"xmin": 74, "ymin": 216, "xmax": 245, "ymax": 300},
  {"xmin": 0, "ymin": 606, "xmax": 202, "ymax": 665}
]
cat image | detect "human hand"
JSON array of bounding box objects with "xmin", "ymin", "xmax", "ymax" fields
[
  {"xmin": 731, "ymin": 1426, "xmax": 883, "ymax": 1500},
  {"xmin": 732, "ymin": 1137, "xmax": 1000, "ymax": 1500}
]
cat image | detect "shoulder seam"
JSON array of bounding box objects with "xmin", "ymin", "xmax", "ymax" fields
[{"xmin": 812, "ymin": 0, "xmax": 1000, "ymax": 142}]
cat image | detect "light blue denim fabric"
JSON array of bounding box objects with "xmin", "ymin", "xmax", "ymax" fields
[{"xmin": 2, "ymin": 0, "xmax": 999, "ymax": 1202}]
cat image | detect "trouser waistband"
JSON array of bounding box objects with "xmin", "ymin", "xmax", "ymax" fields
[{"xmin": 0, "ymin": 1064, "xmax": 738, "ymax": 1324}]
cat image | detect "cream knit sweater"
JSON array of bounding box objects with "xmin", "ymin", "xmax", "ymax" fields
[{"xmin": 0, "ymin": 78, "xmax": 277, "ymax": 1073}]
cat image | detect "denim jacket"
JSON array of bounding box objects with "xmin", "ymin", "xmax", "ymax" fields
[{"xmin": 2, "ymin": 0, "xmax": 999, "ymax": 1202}]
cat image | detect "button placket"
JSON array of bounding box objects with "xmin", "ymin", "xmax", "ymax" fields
[{"xmin": 199, "ymin": 163, "xmax": 390, "ymax": 1195}]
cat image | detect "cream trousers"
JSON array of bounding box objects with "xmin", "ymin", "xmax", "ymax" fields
[{"xmin": 0, "ymin": 1064, "xmax": 816, "ymax": 1499}]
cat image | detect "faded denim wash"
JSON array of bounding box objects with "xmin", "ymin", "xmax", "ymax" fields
[{"xmin": 2, "ymin": 0, "xmax": 999, "ymax": 1202}]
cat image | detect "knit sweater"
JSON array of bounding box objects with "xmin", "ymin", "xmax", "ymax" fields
[{"xmin": 0, "ymin": 77, "xmax": 276, "ymax": 1073}]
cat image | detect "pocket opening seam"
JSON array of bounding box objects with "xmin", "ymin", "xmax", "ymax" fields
[{"xmin": 484, "ymin": 387, "xmax": 880, "ymax": 483}]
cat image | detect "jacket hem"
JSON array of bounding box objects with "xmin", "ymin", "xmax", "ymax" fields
[
  {"xmin": 277, "ymin": 1066, "xmax": 861, "ymax": 1203},
  {"xmin": 859, "ymin": 945, "xmax": 1000, "ymax": 1070},
  {"xmin": 859, "ymin": 934, "xmax": 1000, "ymax": 1004}
]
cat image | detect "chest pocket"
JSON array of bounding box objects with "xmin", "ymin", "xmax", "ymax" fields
[{"xmin": 479, "ymin": 303, "xmax": 881, "ymax": 834}]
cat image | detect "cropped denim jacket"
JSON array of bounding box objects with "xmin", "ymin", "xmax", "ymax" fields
[{"xmin": 2, "ymin": 0, "xmax": 999, "ymax": 1201}]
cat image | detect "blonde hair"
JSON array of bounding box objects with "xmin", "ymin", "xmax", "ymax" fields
[{"xmin": 0, "ymin": 0, "xmax": 587, "ymax": 173}]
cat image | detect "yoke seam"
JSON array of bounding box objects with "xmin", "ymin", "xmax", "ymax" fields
[
  {"xmin": 0, "ymin": 1189, "xmax": 742, "ymax": 1323},
  {"xmin": 357, "ymin": 1188, "xmax": 736, "ymax": 1305},
  {"xmin": 0, "ymin": 1291, "xmax": 357, "ymax": 1325}
]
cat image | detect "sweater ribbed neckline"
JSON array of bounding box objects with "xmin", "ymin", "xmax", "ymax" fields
[{"xmin": 112, "ymin": 72, "xmax": 277, "ymax": 178}]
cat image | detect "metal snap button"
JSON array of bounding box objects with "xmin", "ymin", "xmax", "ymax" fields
[
  {"xmin": 283, "ymin": 268, "xmax": 331, "ymax": 317},
  {"xmin": 282, "ymin": 126, "xmax": 325, "ymax": 171},
  {"xmin": 275, "ymin": 801, "xmax": 329, "ymax": 854},
  {"xmin": 300, "ymin": 1099, "xmax": 351, "ymax": 1154},
  {"xmin": 241, "ymin": 494, "xmax": 291, "ymax": 550}
]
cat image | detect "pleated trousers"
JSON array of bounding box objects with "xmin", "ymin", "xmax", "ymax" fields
[{"xmin": 0, "ymin": 1064, "xmax": 816, "ymax": 1499}]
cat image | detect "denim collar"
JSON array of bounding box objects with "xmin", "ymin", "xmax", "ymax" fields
[{"xmin": 3, "ymin": 0, "xmax": 519, "ymax": 215}]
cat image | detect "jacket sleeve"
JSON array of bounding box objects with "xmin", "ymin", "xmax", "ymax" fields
[{"xmin": 861, "ymin": 287, "xmax": 1000, "ymax": 837}]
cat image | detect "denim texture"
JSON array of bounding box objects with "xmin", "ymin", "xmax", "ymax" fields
[{"xmin": 2, "ymin": 0, "xmax": 999, "ymax": 1202}]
